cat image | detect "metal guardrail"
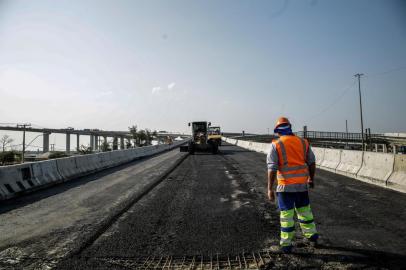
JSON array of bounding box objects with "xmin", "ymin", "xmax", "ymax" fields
[{"xmin": 296, "ymin": 131, "xmax": 369, "ymax": 141}]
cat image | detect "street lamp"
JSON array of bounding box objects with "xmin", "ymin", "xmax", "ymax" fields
[
  {"xmin": 354, "ymin": 73, "xmax": 364, "ymax": 151},
  {"xmin": 17, "ymin": 123, "xmax": 31, "ymax": 163}
]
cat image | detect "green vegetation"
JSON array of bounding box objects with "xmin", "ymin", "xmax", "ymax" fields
[
  {"xmin": 0, "ymin": 151, "xmax": 21, "ymax": 165},
  {"xmin": 77, "ymin": 145, "xmax": 92, "ymax": 155},
  {"xmin": 100, "ymin": 141, "xmax": 111, "ymax": 152},
  {"xmin": 1, "ymin": 135, "xmax": 14, "ymax": 152},
  {"xmin": 129, "ymin": 125, "xmax": 157, "ymax": 146},
  {"xmin": 48, "ymin": 152, "xmax": 69, "ymax": 159}
]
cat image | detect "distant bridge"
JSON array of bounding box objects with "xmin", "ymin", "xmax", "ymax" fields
[
  {"xmin": 224, "ymin": 131, "xmax": 406, "ymax": 153},
  {"xmin": 0, "ymin": 125, "xmax": 189, "ymax": 153}
]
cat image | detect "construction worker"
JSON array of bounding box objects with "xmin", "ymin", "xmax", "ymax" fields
[{"xmin": 267, "ymin": 117, "xmax": 318, "ymax": 253}]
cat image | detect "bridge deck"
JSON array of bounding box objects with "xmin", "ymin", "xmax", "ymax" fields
[{"xmin": 0, "ymin": 144, "xmax": 405, "ymax": 269}]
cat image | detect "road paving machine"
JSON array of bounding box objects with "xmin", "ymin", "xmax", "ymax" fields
[
  {"xmin": 180, "ymin": 121, "xmax": 219, "ymax": 154},
  {"xmin": 208, "ymin": 126, "xmax": 222, "ymax": 146}
]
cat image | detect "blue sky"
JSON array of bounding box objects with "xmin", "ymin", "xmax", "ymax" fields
[{"xmin": 0, "ymin": 0, "xmax": 405, "ymax": 148}]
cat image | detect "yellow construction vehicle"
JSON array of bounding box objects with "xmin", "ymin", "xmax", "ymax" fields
[
  {"xmin": 180, "ymin": 121, "xmax": 219, "ymax": 154},
  {"xmin": 208, "ymin": 126, "xmax": 222, "ymax": 146}
]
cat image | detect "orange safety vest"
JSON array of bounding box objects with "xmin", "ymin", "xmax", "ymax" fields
[{"xmin": 273, "ymin": 135, "xmax": 310, "ymax": 186}]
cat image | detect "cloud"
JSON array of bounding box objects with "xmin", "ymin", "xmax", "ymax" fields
[
  {"xmin": 152, "ymin": 86, "xmax": 162, "ymax": 94},
  {"xmin": 99, "ymin": 91, "xmax": 113, "ymax": 97},
  {"xmin": 167, "ymin": 82, "xmax": 176, "ymax": 89}
]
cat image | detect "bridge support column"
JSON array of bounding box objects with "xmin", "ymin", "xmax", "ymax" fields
[
  {"xmin": 90, "ymin": 135, "xmax": 94, "ymax": 151},
  {"xmin": 76, "ymin": 134, "xmax": 80, "ymax": 152},
  {"xmin": 94, "ymin": 135, "xmax": 99, "ymax": 151},
  {"xmin": 120, "ymin": 137, "xmax": 125, "ymax": 149},
  {"xmin": 374, "ymin": 144, "xmax": 378, "ymax": 152},
  {"xmin": 43, "ymin": 133, "xmax": 50, "ymax": 153},
  {"xmin": 383, "ymin": 144, "xmax": 387, "ymax": 153},
  {"xmin": 393, "ymin": 144, "xmax": 397, "ymax": 154},
  {"xmin": 113, "ymin": 137, "xmax": 118, "ymax": 150},
  {"xmin": 66, "ymin": 133, "xmax": 71, "ymax": 153},
  {"xmin": 127, "ymin": 138, "xmax": 132, "ymax": 148}
]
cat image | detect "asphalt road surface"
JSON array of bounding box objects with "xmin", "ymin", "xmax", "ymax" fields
[{"xmin": 1, "ymin": 143, "xmax": 406, "ymax": 269}]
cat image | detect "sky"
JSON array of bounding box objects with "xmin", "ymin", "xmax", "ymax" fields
[{"xmin": 0, "ymin": 0, "xmax": 406, "ymax": 150}]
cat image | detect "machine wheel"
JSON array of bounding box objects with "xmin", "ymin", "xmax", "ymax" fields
[
  {"xmin": 188, "ymin": 142, "xmax": 195, "ymax": 155},
  {"xmin": 211, "ymin": 142, "xmax": 219, "ymax": 154}
]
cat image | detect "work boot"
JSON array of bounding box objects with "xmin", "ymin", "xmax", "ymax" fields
[
  {"xmin": 306, "ymin": 234, "xmax": 319, "ymax": 248},
  {"xmin": 280, "ymin": 245, "xmax": 293, "ymax": 254}
]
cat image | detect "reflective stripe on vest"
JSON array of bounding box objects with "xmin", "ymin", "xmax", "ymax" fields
[{"xmin": 276, "ymin": 136, "xmax": 310, "ymax": 186}]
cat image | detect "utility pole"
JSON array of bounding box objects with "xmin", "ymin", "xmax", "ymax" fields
[
  {"xmin": 345, "ymin": 119, "xmax": 348, "ymax": 148},
  {"xmin": 354, "ymin": 73, "xmax": 364, "ymax": 151},
  {"xmin": 17, "ymin": 123, "xmax": 31, "ymax": 163}
]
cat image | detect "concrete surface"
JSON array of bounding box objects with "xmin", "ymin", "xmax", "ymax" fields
[
  {"xmin": 388, "ymin": 154, "xmax": 406, "ymax": 193},
  {"xmin": 0, "ymin": 149, "xmax": 187, "ymax": 269}
]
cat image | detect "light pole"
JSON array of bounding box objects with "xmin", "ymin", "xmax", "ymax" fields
[
  {"xmin": 17, "ymin": 123, "xmax": 31, "ymax": 163},
  {"xmin": 354, "ymin": 73, "xmax": 364, "ymax": 150},
  {"xmin": 345, "ymin": 119, "xmax": 348, "ymax": 148}
]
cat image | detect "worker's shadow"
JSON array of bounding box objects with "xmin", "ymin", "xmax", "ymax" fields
[{"xmin": 263, "ymin": 244, "xmax": 406, "ymax": 270}]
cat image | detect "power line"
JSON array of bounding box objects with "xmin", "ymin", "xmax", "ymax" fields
[
  {"xmin": 366, "ymin": 65, "xmax": 406, "ymax": 78},
  {"xmin": 307, "ymin": 81, "xmax": 356, "ymax": 122}
]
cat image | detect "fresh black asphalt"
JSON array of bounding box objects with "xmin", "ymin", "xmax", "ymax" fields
[{"xmin": 56, "ymin": 144, "xmax": 406, "ymax": 269}]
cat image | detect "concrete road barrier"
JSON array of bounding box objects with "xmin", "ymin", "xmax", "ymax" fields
[
  {"xmin": 31, "ymin": 160, "xmax": 61, "ymax": 185},
  {"xmin": 387, "ymin": 155, "xmax": 406, "ymax": 193},
  {"xmin": 75, "ymin": 154, "xmax": 103, "ymax": 175},
  {"xmin": 356, "ymin": 152, "xmax": 394, "ymax": 186},
  {"xmin": 109, "ymin": 150, "xmax": 125, "ymax": 166},
  {"xmin": 56, "ymin": 157, "xmax": 80, "ymax": 181},
  {"xmin": 237, "ymin": 140, "xmax": 251, "ymax": 150},
  {"xmin": 0, "ymin": 140, "xmax": 190, "ymax": 201},
  {"xmin": 97, "ymin": 152, "xmax": 114, "ymax": 169},
  {"xmin": 223, "ymin": 136, "xmax": 405, "ymax": 193},
  {"xmin": 336, "ymin": 150, "xmax": 363, "ymax": 178},
  {"xmin": 312, "ymin": 147, "xmax": 324, "ymax": 166},
  {"xmin": 260, "ymin": 143, "xmax": 271, "ymax": 154},
  {"xmin": 320, "ymin": 149, "xmax": 341, "ymax": 172},
  {"xmin": 0, "ymin": 163, "xmax": 37, "ymax": 200}
]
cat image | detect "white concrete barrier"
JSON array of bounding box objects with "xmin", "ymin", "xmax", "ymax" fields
[
  {"xmin": 320, "ymin": 149, "xmax": 341, "ymax": 172},
  {"xmin": 121, "ymin": 149, "xmax": 134, "ymax": 163},
  {"xmin": 31, "ymin": 160, "xmax": 61, "ymax": 185},
  {"xmin": 222, "ymin": 136, "xmax": 405, "ymax": 193},
  {"xmin": 223, "ymin": 137, "xmax": 237, "ymax": 145},
  {"xmin": 237, "ymin": 140, "xmax": 251, "ymax": 150},
  {"xmin": 312, "ymin": 147, "xmax": 324, "ymax": 166},
  {"xmin": 336, "ymin": 150, "xmax": 363, "ymax": 178},
  {"xmin": 55, "ymin": 157, "xmax": 80, "ymax": 181},
  {"xmin": 0, "ymin": 140, "xmax": 190, "ymax": 201},
  {"xmin": 97, "ymin": 152, "xmax": 114, "ymax": 169},
  {"xmin": 387, "ymin": 155, "xmax": 406, "ymax": 193},
  {"xmin": 141, "ymin": 145, "xmax": 155, "ymax": 156},
  {"xmin": 0, "ymin": 163, "xmax": 36, "ymax": 200},
  {"xmin": 75, "ymin": 154, "xmax": 100, "ymax": 175},
  {"xmin": 259, "ymin": 143, "xmax": 271, "ymax": 154},
  {"xmin": 357, "ymin": 152, "xmax": 394, "ymax": 186},
  {"xmin": 109, "ymin": 150, "xmax": 124, "ymax": 166},
  {"xmin": 128, "ymin": 148, "xmax": 140, "ymax": 160}
]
